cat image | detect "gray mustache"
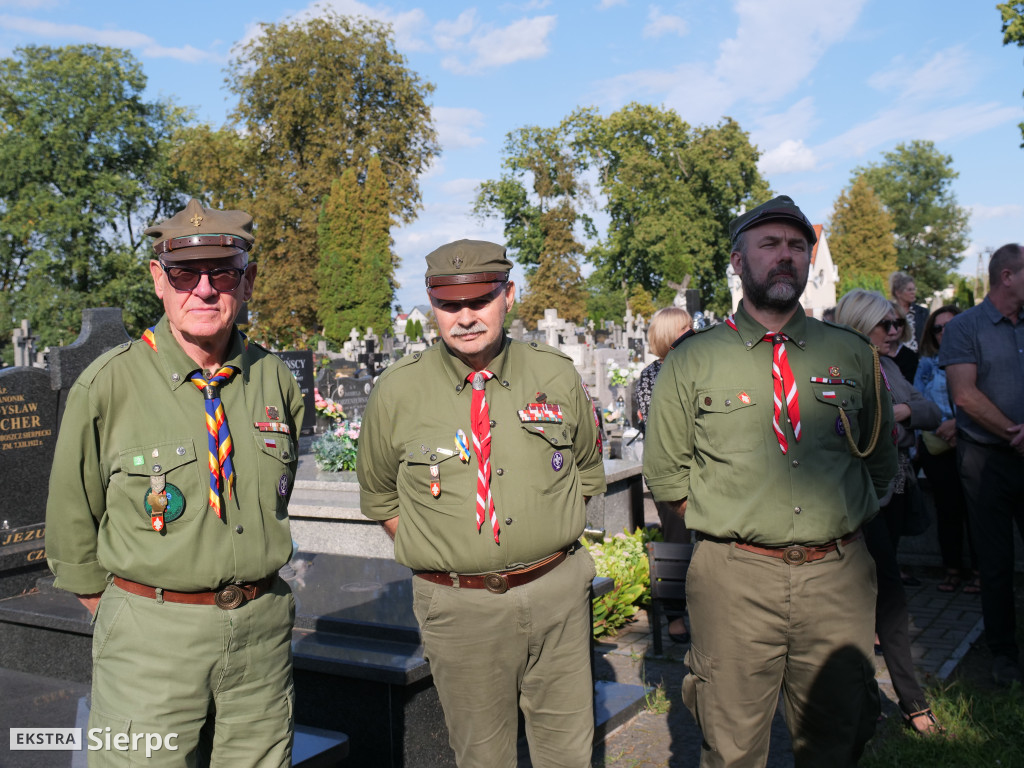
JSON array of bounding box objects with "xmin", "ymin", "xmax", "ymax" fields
[{"xmin": 449, "ymin": 323, "xmax": 488, "ymax": 337}]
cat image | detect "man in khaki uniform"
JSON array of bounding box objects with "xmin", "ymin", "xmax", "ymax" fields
[
  {"xmin": 46, "ymin": 199, "xmax": 303, "ymax": 766},
  {"xmin": 358, "ymin": 240, "xmax": 605, "ymax": 768},
  {"xmin": 644, "ymin": 196, "xmax": 897, "ymax": 767}
]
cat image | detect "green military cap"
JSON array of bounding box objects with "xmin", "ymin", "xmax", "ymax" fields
[
  {"xmin": 729, "ymin": 195, "xmax": 817, "ymax": 248},
  {"xmin": 144, "ymin": 199, "xmax": 255, "ymax": 262},
  {"xmin": 424, "ymin": 239, "xmax": 513, "ymax": 301}
]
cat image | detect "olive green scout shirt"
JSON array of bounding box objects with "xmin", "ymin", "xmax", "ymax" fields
[
  {"xmin": 46, "ymin": 316, "xmax": 303, "ymax": 595},
  {"xmin": 644, "ymin": 303, "xmax": 896, "ymax": 547},
  {"xmin": 358, "ymin": 336, "xmax": 606, "ymax": 573}
]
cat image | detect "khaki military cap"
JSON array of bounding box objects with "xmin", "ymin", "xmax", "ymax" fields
[
  {"xmin": 144, "ymin": 199, "xmax": 254, "ymax": 262},
  {"xmin": 424, "ymin": 240, "xmax": 513, "ymax": 301},
  {"xmin": 729, "ymin": 195, "xmax": 817, "ymax": 248}
]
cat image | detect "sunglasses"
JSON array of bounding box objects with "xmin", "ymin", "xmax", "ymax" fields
[
  {"xmin": 160, "ymin": 261, "xmax": 247, "ymax": 292},
  {"xmin": 876, "ymin": 318, "xmax": 906, "ymax": 333},
  {"xmin": 932, "ymin": 323, "xmax": 947, "ymax": 334}
]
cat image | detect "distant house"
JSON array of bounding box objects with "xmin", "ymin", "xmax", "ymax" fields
[
  {"xmin": 727, "ymin": 223, "xmax": 838, "ymax": 319},
  {"xmin": 394, "ymin": 305, "xmax": 431, "ymax": 338}
]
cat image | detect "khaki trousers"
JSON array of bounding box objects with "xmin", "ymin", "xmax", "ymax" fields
[
  {"xmin": 412, "ymin": 545, "xmax": 596, "ymax": 768},
  {"xmin": 683, "ymin": 537, "xmax": 879, "ymax": 768},
  {"xmin": 88, "ymin": 578, "xmax": 295, "ymax": 767}
]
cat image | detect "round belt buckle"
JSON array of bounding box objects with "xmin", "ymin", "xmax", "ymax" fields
[
  {"xmin": 483, "ymin": 573, "xmax": 508, "ymax": 594},
  {"xmin": 783, "ymin": 546, "xmax": 808, "ymax": 566},
  {"xmin": 215, "ymin": 584, "xmax": 246, "ymax": 610}
]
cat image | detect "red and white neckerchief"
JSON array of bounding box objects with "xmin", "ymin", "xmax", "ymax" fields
[
  {"xmin": 467, "ymin": 370, "xmax": 499, "ymax": 543},
  {"xmin": 726, "ymin": 314, "xmax": 801, "ymax": 454}
]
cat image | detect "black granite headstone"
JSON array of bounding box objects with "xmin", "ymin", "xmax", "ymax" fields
[
  {"xmin": 273, "ymin": 350, "xmax": 316, "ymax": 435},
  {"xmin": 334, "ymin": 376, "xmax": 373, "ymax": 421},
  {"xmin": 49, "ymin": 307, "xmax": 130, "ymax": 424},
  {"xmin": 0, "ymin": 365, "xmax": 59, "ymax": 595}
]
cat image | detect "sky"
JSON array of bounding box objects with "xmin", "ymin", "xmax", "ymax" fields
[{"xmin": 1, "ymin": 0, "xmax": 1022, "ymax": 313}]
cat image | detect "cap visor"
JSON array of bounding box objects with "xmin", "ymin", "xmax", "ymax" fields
[
  {"xmin": 428, "ymin": 281, "xmax": 504, "ymax": 301},
  {"xmin": 158, "ymin": 246, "xmax": 246, "ymax": 262}
]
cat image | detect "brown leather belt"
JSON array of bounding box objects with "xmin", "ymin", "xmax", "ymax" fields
[
  {"xmin": 699, "ymin": 530, "xmax": 862, "ymax": 565},
  {"xmin": 112, "ymin": 575, "xmax": 275, "ymax": 610},
  {"xmin": 415, "ymin": 548, "xmax": 569, "ymax": 594}
]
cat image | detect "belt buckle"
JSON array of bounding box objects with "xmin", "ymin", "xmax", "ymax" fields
[
  {"xmin": 783, "ymin": 546, "xmax": 808, "ymax": 566},
  {"xmin": 215, "ymin": 584, "xmax": 246, "ymax": 610},
  {"xmin": 483, "ymin": 573, "xmax": 508, "ymax": 594}
]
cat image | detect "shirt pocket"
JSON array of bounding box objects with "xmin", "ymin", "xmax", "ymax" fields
[
  {"xmin": 517, "ymin": 423, "xmax": 575, "ymax": 496},
  {"xmin": 254, "ymin": 432, "xmax": 297, "ymax": 520},
  {"xmin": 399, "ymin": 435, "xmax": 470, "ymax": 511},
  {"xmin": 810, "ymin": 387, "xmax": 864, "ymax": 450},
  {"xmin": 695, "ymin": 387, "xmax": 765, "ymax": 454},
  {"xmin": 116, "ymin": 439, "xmax": 205, "ymax": 526}
]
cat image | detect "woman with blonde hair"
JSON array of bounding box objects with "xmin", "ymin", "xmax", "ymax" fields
[
  {"xmin": 834, "ymin": 289, "xmax": 943, "ymax": 735},
  {"xmin": 635, "ymin": 305, "xmax": 692, "ymax": 643}
]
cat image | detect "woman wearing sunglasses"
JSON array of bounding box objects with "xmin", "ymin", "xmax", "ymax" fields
[
  {"xmin": 834, "ymin": 289, "xmax": 943, "ymax": 736},
  {"xmin": 914, "ymin": 306, "xmax": 978, "ymax": 595}
]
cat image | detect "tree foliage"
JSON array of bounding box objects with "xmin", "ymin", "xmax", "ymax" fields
[
  {"xmin": 999, "ymin": 1, "xmax": 1024, "ymax": 146},
  {"xmin": 854, "ymin": 140, "xmax": 969, "ymax": 294},
  {"xmin": 0, "ymin": 45, "xmax": 190, "ymax": 356},
  {"xmin": 180, "ymin": 12, "xmax": 439, "ymax": 347},
  {"xmin": 828, "ymin": 177, "xmax": 897, "ymax": 295},
  {"xmin": 317, "ymin": 156, "xmax": 394, "ymax": 343},
  {"xmin": 584, "ymin": 105, "xmax": 769, "ymax": 315}
]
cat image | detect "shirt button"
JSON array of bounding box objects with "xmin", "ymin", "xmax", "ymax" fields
[
  {"xmin": 794, "ymin": 507, "xmax": 802, "ymax": 514},
  {"xmin": 791, "ymin": 459, "xmax": 800, "ymax": 467},
  {"xmin": 745, "ymin": 341, "xmax": 753, "ymax": 348},
  {"xmin": 495, "ymin": 468, "xmax": 504, "ymax": 476},
  {"xmin": 171, "ymin": 373, "xmax": 180, "ymax": 382},
  {"xmin": 505, "ymin": 517, "xmax": 513, "ymax": 525},
  {"xmin": 489, "ymin": 419, "xmax": 496, "ymax": 428},
  {"xmin": 725, "ymin": 399, "xmax": 732, "ymax": 406},
  {"xmin": 704, "ymin": 397, "xmax": 712, "ymax": 406},
  {"xmin": 176, "ymin": 446, "xmax": 186, "ymax": 456},
  {"xmin": 152, "ymin": 464, "xmax": 162, "ymax": 473},
  {"xmin": 502, "ymin": 380, "xmax": 509, "ymax": 387},
  {"xmin": 235, "ymin": 525, "xmax": 244, "ymax": 534},
  {"xmin": 282, "ymin": 451, "xmax": 290, "ymax": 459},
  {"xmin": 430, "ymin": 454, "xmax": 437, "ymax": 461}
]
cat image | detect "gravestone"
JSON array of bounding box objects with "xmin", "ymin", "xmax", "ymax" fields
[
  {"xmin": 273, "ymin": 350, "xmax": 316, "ymax": 435},
  {"xmin": 49, "ymin": 308, "xmax": 130, "ymax": 424},
  {"xmin": 335, "ymin": 376, "xmax": 374, "ymax": 421},
  {"xmin": 0, "ymin": 366, "xmax": 59, "ymax": 597},
  {"xmin": 358, "ymin": 339, "xmax": 385, "ymax": 377}
]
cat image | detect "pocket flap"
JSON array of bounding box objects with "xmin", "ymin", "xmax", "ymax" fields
[{"xmin": 120, "ymin": 440, "xmax": 197, "ymax": 475}]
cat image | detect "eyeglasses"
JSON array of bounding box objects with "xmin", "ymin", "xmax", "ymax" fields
[
  {"xmin": 876, "ymin": 318, "xmax": 906, "ymax": 333},
  {"xmin": 159, "ymin": 261, "xmax": 247, "ymax": 292},
  {"xmin": 932, "ymin": 323, "xmax": 947, "ymax": 334}
]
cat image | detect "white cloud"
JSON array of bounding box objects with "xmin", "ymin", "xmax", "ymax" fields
[
  {"xmin": 643, "ymin": 6, "xmax": 688, "ymax": 39},
  {"xmin": 314, "ymin": 0, "xmax": 431, "ymax": 51},
  {"xmin": 439, "ymin": 14, "xmax": 557, "ymax": 73},
  {"xmin": 758, "ymin": 139, "xmax": 818, "ymax": 175},
  {"xmin": 969, "ymin": 203, "xmax": 1024, "ymax": 220},
  {"xmin": 868, "ymin": 45, "xmax": 977, "ymax": 101},
  {"xmin": 433, "ymin": 8, "xmax": 477, "ymax": 49},
  {"xmin": 751, "ymin": 97, "xmax": 817, "ymax": 150},
  {"xmin": 432, "ymin": 106, "xmax": 487, "ymax": 150},
  {"xmin": 0, "ymin": 15, "xmax": 221, "ymax": 62}
]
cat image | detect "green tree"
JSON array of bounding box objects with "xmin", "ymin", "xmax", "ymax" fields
[
  {"xmin": 999, "ymin": 1, "xmax": 1024, "ymax": 146},
  {"xmin": 474, "ymin": 114, "xmax": 594, "ymax": 325},
  {"xmin": 413, "ymin": 319, "xmax": 423, "ymax": 340},
  {"xmin": 854, "ymin": 140, "xmax": 969, "ymax": 294},
  {"xmin": 181, "ymin": 12, "xmax": 439, "ymax": 347},
  {"xmin": 828, "ymin": 177, "xmax": 898, "ymax": 295},
  {"xmin": 317, "ymin": 157, "xmax": 394, "ymax": 343},
  {"xmin": 0, "ymin": 45, "xmax": 190, "ymax": 356},
  {"xmin": 583, "ymin": 105, "xmax": 769, "ymax": 315}
]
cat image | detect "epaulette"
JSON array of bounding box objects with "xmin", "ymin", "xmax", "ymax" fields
[
  {"xmin": 521, "ymin": 339, "xmax": 572, "ymax": 361},
  {"xmin": 823, "ymin": 319, "xmax": 872, "ymax": 345},
  {"xmin": 72, "ymin": 340, "xmax": 134, "ymax": 387}
]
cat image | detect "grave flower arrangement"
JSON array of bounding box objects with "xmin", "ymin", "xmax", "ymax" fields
[
  {"xmin": 313, "ymin": 387, "xmax": 345, "ymax": 422},
  {"xmin": 312, "ymin": 419, "xmax": 361, "ymax": 472},
  {"xmin": 606, "ymin": 359, "xmax": 643, "ymax": 388}
]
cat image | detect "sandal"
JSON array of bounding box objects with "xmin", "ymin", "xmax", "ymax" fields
[
  {"xmin": 903, "ymin": 708, "xmax": 946, "ymax": 736},
  {"xmin": 937, "ymin": 571, "xmax": 961, "ymax": 593},
  {"xmin": 963, "ymin": 574, "xmax": 982, "ymax": 594}
]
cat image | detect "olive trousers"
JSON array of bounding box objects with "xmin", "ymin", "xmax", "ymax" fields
[
  {"xmin": 412, "ymin": 545, "xmax": 596, "ymax": 768},
  {"xmin": 88, "ymin": 577, "xmax": 294, "ymax": 767},
  {"xmin": 683, "ymin": 537, "xmax": 879, "ymax": 768}
]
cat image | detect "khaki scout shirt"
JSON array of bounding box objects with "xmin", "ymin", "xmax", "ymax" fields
[
  {"xmin": 45, "ymin": 316, "xmax": 303, "ymax": 595},
  {"xmin": 643, "ymin": 303, "xmax": 896, "ymax": 547},
  {"xmin": 358, "ymin": 337, "xmax": 606, "ymax": 573}
]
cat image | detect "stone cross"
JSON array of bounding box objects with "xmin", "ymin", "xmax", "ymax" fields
[
  {"xmin": 12, "ymin": 320, "xmax": 37, "ymax": 368},
  {"xmin": 357, "ymin": 339, "xmax": 385, "ymax": 376},
  {"xmin": 537, "ymin": 309, "xmax": 563, "ymax": 347}
]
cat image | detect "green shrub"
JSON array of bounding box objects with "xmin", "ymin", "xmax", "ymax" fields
[
  {"xmin": 587, "ymin": 527, "xmax": 660, "ymax": 638},
  {"xmin": 312, "ymin": 421, "xmax": 360, "ymax": 472}
]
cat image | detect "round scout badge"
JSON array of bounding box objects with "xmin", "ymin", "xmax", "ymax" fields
[{"xmin": 142, "ymin": 484, "xmax": 185, "ymax": 530}]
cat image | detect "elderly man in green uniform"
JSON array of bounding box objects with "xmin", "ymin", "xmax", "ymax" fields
[
  {"xmin": 644, "ymin": 196, "xmax": 897, "ymax": 768},
  {"xmin": 358, "ymin": 240, "xmax": 605, "ymax": 768},
  {"xmin": 45, "ymin": 199, "xmax": 303, "ymax": 766}
]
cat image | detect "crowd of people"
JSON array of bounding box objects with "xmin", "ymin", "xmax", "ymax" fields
[{"xmin": 42, "ymin": 192, "xmax": 1022, "ymax": 767}]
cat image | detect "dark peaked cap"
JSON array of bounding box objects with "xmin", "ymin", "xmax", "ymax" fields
[
  {"xmin": 729, "ymin": 195, "xmax": 817, "ymax": 247},
  {"xmin": 424, "ymin": 239, "xmax": 513, "ymax": 301}
]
